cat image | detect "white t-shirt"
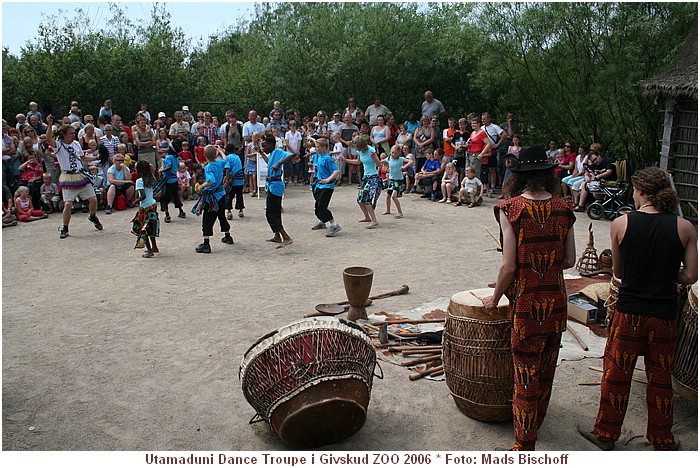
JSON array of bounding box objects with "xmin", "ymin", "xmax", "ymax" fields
[
  {"xmin": 482, "ymin": 123, "xmax": 504, "ymax": 146},
  {"xmin": 53, "ymin": 140, "xmax": 85, "ymax": 172},
  {"xmin": 285, "ymin": 130, "xmax": 303, "ymax": 154},
  {"xmin": 242, "ymin": 122, "xmax": 265, "ymax": 146}
]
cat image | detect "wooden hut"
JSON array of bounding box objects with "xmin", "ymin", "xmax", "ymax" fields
[{"xmin": 641, "ymin": 18, "xmax": 698, "ymax": 223}]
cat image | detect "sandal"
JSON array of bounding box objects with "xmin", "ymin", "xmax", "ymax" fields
[
  {"xmin": 467, "ymin": 203, "xmax": 474, "ymax": 208},
  {"xmin": 573, "ymin": 205, "xmax": 585, "ymax": 212}
]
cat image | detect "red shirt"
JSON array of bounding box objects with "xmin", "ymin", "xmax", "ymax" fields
[
  {"xmin": 443, "ymin": 128, "xmax": 456, "ymax": 157},
  {"xmin": 555, "ymin": 151, "xmax": 576, "ymax": 175},
  {"xmin": 468, "ymin": 130, "xmax": 488, "ymax": 153},
  {"xmin": 194, "ymin": 147, "xmax": 207, "ymax": 164}
]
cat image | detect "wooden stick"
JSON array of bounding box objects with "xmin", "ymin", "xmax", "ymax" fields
[
  {"xmin": 484, "ymin": 226, "xmax": 501, "ymax": 248},
  {"xmin": 588, "ymin": 366, "xmax": 647, "ymax": 384},
  {"xmin": 429, "ymin": 368, "xmax": 445, "ymax": 377},
  {"xmin": 578, "ymin": 382, "xmax": 601, "ymax": 386},
  {"xmin": 388, "ymin": 345, "xmax": 442, "ymax": 352},
  {"xmin": 567, "ymin": 324, "xmax": 589, "ymax": 351},
  {"xmin": 409, "ymin": 365, "xmax": 444, "ymax": 381},
  {"xmin": 401, "ymin": 355, "xmax": 443, "ymax": 366},
  {"xmin": 370, "ymin": 318, "xmax": 445, "ymax": 326},
  {"xmin": 401, "ymin": 349, "xmax": 442, "ymax": 357}
]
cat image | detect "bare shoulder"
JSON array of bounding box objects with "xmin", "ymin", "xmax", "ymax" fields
[{"xmin": 677, "ymin": 216, "xmax": 697, "ymax": 244}]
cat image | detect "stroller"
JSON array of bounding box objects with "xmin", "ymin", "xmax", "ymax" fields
[{"xmin": 586, "ymin": 160, "xmax": 635, "ymax": 220}]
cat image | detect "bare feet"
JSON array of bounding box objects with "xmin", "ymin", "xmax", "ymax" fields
[
  {"xmin": 358, "ymin": 218, "xmax": 371, "ymax": 223},
  {"xmin": 266, "ymin": 237, "xmax": 282, "ymax": 243},
  {"xmin": 142, "ymin": 251, "xmax": 154, "ymax": 258},
  {"xmin": 366, "ymin": 223, "xmax": 379, "ymax": 229},
  {"xmin": 395, "ymin": 213, "xmax": 403, "ymax": 219},
  {"xmin": 151, "ymin": 247, "xmax": 160, "ymax": 253},
  {"xmin": 382, "ymin": 211, "xmax": 391, "ymax": 215},
  {"xmin": 276, "ymin": 239, "xmax": 293, "ymax": 249}
]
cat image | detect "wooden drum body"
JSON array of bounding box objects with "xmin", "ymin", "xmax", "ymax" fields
[
  {"xmin": 443, "ymin": 289, "xmax": 513, "ymax": 422},
  {"xmin": 240, "ymin": 317, "xmax": 377, "ymax": 448},
  {"xmin": 673, "ymin": 283, "xmax": 697, "ymax": 404}
]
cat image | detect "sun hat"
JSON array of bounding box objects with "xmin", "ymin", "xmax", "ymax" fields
[{"xmin": 510, "ymin": 144, "xmax": 557, "ymax": 172}]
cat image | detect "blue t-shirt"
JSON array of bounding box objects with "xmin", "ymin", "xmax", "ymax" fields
[
  {"xmin": 135, "ymin": 178, "xmax": 156, "ymax": 208},
  {"xmin": 423, "ymin": 159, "xmax": 441, "ymax": 173},
  {"xmin": 266, "ymin": 148, "xmax": 292, "ymax": 197},
  {"xmin": 163, "ymin": 154, "xmax": 179, "ymax": 184},
  {"xmin": 387, "ymin": 156, "xmax": 405, "ymax": 180},
  {"xmin": 313, "ymin": 152, "xmax": 338, "ymax": 190},
  {"xmin": 226, "ymin": 154, "xmax": 245, "ymax": 187},
  {"xmin": 358, "ymin": 146, "xmax": 378, "ymax": 177},
  {"xmin": 204, "ymin": 159, "xmax": 226, "ymax": 201}
]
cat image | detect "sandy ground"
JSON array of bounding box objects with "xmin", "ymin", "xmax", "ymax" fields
[{"xmin": 2, "ymin": 183, "xmax": 697, "ymax": 457}]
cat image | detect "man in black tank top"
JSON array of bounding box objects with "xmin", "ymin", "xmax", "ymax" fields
[{"xmin": 578, "ymin": 167, "xmax": 697, "ymax": 451}]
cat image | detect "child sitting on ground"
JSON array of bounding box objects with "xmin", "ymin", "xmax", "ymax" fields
[
  {"xmin": 14, "ymin": 185, "xmax": 48, "ymax": 221},
  {"xmin": 439, "ymin": 161, "xmax": 459, "ymax": 203},
  {"xmin": 456, "ymin": 165, "xmax": 484, "ymax": 208},
  {"xmin": 40, "ymin": 173, "xmax": 60, "ymax": 213}
]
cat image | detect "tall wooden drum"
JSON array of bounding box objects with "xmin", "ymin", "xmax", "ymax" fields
[
  {"xmin": 443, "ymin": 289, "xmax": 513, "ymax": 421},
  {"xmin": 673, "ymin": 283, "xmax": 697, "ymax": 404}
]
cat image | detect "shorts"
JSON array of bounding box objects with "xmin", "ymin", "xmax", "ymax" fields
[
  {"xmin": 386, "ymin": 179, "xmax": 405, "ymax": 197},
  {"xmin": 245, "ymin": 158, "xmax": 257, "ymax": 175},
  {"xmin": 357, "ymin": 175, "xmax": 382, "ymax": 208},
  {"xmin": 404, "ymin": 166, "xmax": 415, "ymax": 177},
  {"xmin": 61, "ymin": 184, "xmax": 96, "ymax": 202},
  {"xmin": 486, "ymin": 153, "xmax": 498, "ymax": 168}
]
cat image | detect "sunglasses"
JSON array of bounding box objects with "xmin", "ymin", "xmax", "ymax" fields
[{"xmin": 115, "ymin": 159, "xmax": 125, "ymax": 162}]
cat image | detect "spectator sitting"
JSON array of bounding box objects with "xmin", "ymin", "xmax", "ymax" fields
[
  {"xmin": 105, "ymin": 155, "xmax": 134, "ymax": 214},
  {"xmin": 573, "ymin": 150, "xmax": 616, "ymax": 212},
  {"xmin": 415, "ymin": 149, "xmax": 443, "ymax": 201}
]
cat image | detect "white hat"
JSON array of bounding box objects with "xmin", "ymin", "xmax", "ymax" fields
[
  {"xmin": 182, "ymin": 105, "xmax": 189, "ymax": 112},
  {"xmin": 158, "ymin": 112, "xmax": 166, "ymax": 118}
]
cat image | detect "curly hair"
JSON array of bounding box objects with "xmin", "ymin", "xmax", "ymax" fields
[
  {"xmin": 631, "ymin": 166, "xmax": 678, "ymax": 214},
  {"xmin": 503, "ymin": 168, "xmax": 560, "ymax": 198},
  {"xmin": 52, "ymin": 124, "xmax": 75, "ymax": 141}
]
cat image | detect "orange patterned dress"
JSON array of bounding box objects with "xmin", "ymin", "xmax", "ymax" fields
[{"xmin": 495, "ymin": 195, "xmax": 575, "ymax": 451}]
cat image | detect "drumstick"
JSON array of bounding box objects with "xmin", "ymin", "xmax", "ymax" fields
[
  {"xmin": 401, "ymin": 349, "xmax": 442, "ymax": 357},
  {"xmin": 409, "ymin": 365, "xmax": 444, "ymax": 381},
  {"xmin": 469, "ymin": 290, "xmax": 484, "ymax": 302},
  {"xmin": 567, "ymin": 324, "xmax": 589, "ymax": 351},
  {"xmin": 388, "ymin": 345, "xmax": 442, "ymax": 352},
  {"xmin": 484, "ymin": 226, "xmax": 501, "ymax": 248},
  {"xmin": 370, "ymin": 318, "xmax": 445, "ymax": 326},
  {"xmin": 401, "ymin": 355, "xmax": 442, "ymax": 366}
]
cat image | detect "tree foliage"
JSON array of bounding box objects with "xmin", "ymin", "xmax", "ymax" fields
[{"xmin": 2, "ymin": 2, "xmax": 696, "ymax": 166}]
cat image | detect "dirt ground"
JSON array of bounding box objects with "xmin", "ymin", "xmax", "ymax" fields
[{"xmin": 2, "ymin": 183, "xmax": 697, "ymax": 459}]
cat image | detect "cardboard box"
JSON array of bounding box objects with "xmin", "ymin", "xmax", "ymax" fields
[{"xmin": 567, "ymin": 293, "xmax": 598, "ymax": 324}]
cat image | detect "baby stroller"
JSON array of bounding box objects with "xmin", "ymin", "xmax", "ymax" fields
[{"xmin": 586, "ymin": 160, "xmax": 635, "ymax": 220}]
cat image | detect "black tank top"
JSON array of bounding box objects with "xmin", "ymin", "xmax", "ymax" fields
[{"xmin": 617, "ymin": 211, "xmax": 684, "ymax": 318}]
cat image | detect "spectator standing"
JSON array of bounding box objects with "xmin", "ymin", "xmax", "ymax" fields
[
  {"xmin": 421, "ymin": 90, "xmax": 446, "ymax": 120},
  {"xmin": 364, "ymin": 95, "xmax": 391, "ymax": 127}
]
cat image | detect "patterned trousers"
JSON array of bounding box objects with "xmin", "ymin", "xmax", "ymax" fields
[
  {"xmin": 511, "ymin": 331, "xmax": 562, "ymax": 451},
  {"xmin": 593, "ymin": 310, "xmax": 677, "ymax": 449}
]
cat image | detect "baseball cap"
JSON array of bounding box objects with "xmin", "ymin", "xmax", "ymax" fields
[
  {"xmin": 333, "ymin": 111, "xmax": 341, "ymax": 117},
  {"xmin": 158, "ymin": 112, "xmax": 166, "ymax": 118},
  {"xmin": 182, "ymin": 105, "xmax": 189, "ymax": 112}
]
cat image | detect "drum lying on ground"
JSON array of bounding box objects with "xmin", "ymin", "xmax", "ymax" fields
[
  {"xmin": 240, "ymin": 317, "xmax": 377, "ymax": 448},
  {"xmin": 443, "ymin": 289, "xmax": 513, "ymax": 422},
  {"xmin": 673, "ymin": 283, "xmax": 697, "ymax": 404}
]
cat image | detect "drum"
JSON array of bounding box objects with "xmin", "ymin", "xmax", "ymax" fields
[
  {"xmin": 672, "ymin": 283, "xmax": 697, "ymax": 404},
  {"xmin": 443, "ymin": 288, "xmax": 513, "ymax": 422},
  {"xmin": 239, "ymin": 317, "xmax": 378, "ymax": 448}
]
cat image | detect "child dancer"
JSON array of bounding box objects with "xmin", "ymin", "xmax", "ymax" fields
[
  {"xmin": 310, "ymin": 138, "xmax": 342, "ymax": 237},
  {"xmin": 158, "ymin": 144, "xmax": 186, "ymax": 222},
  {"xmin": 14, "ymin": 185, "xmax": 48, "ymax": 221},
  {"xmin": 260, "ymin": 134, "xmax": 295, "ymax": 248},
  {"xmin": 440, "ymin": 161, "xmax": 459, "ymax": 203},
  {"xmin": 192, "ymin": 145, "xmax": 233, "ymax": 253},
  {"xmin": 130, "ymin": 160, "xmax": 160, "ymax": 257},
  {"xmin": 177, "ymin": 163, "xmax": 192, "ymax": 201},
  {"xmin": 245, "ymin": 132, "xmax": 261, "ymax": 196},
  {"xmin": 384, "ymin": 144, "xmax": 407, "ymax": 218},
  {"xmin": 224, "ymin": 143, "xmax": 245, "ymax": 219},
  {"xmin": 456, "ymin": 165, "xmax": 484, "ymax": 207},
  {"xmin": 343, "ymin": 135, "xmax": 381, "ymax": 229},
  {"xmin": 40, "ymin": 173, "xmax": 60, "ymax": 213}
]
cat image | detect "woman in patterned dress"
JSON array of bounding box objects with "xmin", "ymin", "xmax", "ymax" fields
[{"xmin": 483, "ymin": 144, "xmax": 577, "ymax": 451}]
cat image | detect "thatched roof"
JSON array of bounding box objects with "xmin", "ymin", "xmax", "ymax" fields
[{"xmin": 641, "ymin": 18, "xmax": 698, "ymax": 99}]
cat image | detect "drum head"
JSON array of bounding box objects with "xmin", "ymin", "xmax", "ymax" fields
[
  {"xmin": 271, "ymin": 378, "xmax": 370, "ymax": 449},
  {"xmin": 315, "ymin": 303, "xmax": 346, "ymax": 315}
]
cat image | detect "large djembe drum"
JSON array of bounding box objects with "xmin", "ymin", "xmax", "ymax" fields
[
  {"xmin": 443, "ymin": 289, "xmax": 513, "ymax": 421},
  {"xmin": 240, "ymin": 317, "xmax": 378, "ymax": 448},
  {"xmin": 673, "ymin": 283, "xmax": 698, "ymax": 404}
]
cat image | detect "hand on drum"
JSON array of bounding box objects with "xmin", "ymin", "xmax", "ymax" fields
[{"xmin": 481, "ymin": 295, "xmax": 498, "ymax": 310}]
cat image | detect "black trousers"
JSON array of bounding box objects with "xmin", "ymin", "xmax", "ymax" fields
[
  {"xmin": 313, "ymin": 187, "xmax": 334, "ymax": 223},
  {"xmin": 226, "ymin": 185, "xmax": 245, "ymax": 211},
  {"xmin": 160, "ymin": 181, "xmax": 183, "ymax": 211},
  {"xmin": 266, "ymin": 191, "xmax": 283, "ymax": 233},
  {"xmin": 202, "ymin": 198, "xmax": 230, "ymax": 237}
]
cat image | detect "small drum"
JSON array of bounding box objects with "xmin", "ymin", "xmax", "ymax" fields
[
  {"xmin": 443, "ymin": 289, "xmax": 513, "ymax": 422},
  {"xmin": 673, "ymin": 283, "xmax": 697, "ymax": 404},
  {"xmin": 240, "ymin": 317, "xmax": 378, "ymax": 448}
]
